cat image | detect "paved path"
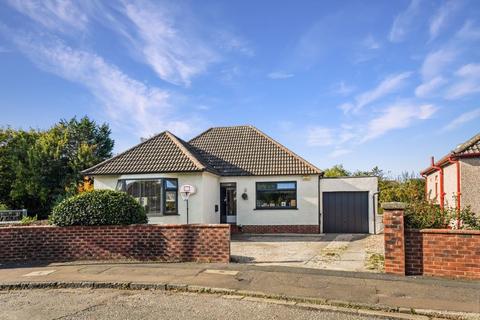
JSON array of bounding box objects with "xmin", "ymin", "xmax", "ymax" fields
[
  {"xmin": 0, "ymin": 289, "xmax": 391, "ymax": 320},
  {"xmin": 231, "ymin": 234, "xmax": 384, "ymax": 272},
  {"xmin": 0, "ymin": 262, "xmax": 478, "ymax": 317}
]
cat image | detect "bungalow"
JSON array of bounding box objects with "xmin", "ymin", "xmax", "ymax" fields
[
  {"xmin": 83, "ymin": 125, "xmax": 378, "ymax": 233},
  {"xmin": 421, "ymin": 132, "xmax": 480, "ymax": 214}
]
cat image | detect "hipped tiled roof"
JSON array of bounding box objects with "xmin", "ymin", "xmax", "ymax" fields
[
  {"xmin": 189, "ymin": 126, "xmax": 321, "ymax": 176},
  {"xmin": 82, "ymin": 132, "xmax": 213, "ymax": 175},
  {"xmin": 83, "ymin": 125, "xmax": 322, "ymax": 176}
]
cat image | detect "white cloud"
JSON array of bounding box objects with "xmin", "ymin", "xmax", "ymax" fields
[
  {"xmin": 389, "ymin": 0, "xmax": 420, "ymax": 42},
  {"xmin": 445, "ymin": 63, "xmax": 480, "ymax": 99},
  {"xmin": 332, "ymin": 82, "xmax": 355, "ymax": 96},
  {"xmin": 415, "ymin": 76, "xmax": 447, "ymax": 97},
  {"xmin": 267, "ymin": 71, "xmax": 294, "ymax": 80},
  {"xmin": 420, "ymin": 48, "xmax": 456, "ymax": 80},
  {"xmin": 6, "ymin": 0, "xmax": 89, "ymax": 33},
  {"xmin": 121, "ymin": 1, "xmax": 217, "ymax": 87},
  {"xmin": 215, "ymin": 31, "xmax": 254, "ymax": 57},
  {"xmin": 354, "ymin": 72, "xmax": 412, "ymax": 112},
  {"xmin": 307, "ymin": 127, "xmax": 334, "ymax": 146},
  {"xmin": 363, "ymin": 103, "xmax": 436, "ymax": 142},
  {"xmin": 456, "ymin": 20, "xmax": 480, "ymax": 40},
  {"xmin": 10, "ymin": 32, "xmax": 198, "ymax": 138},
  {"xmin": 429, "ymin": 1, "xmax": 460, "ymax": 41},
  {"xmin": 329, "ymin": 148, "xmax": 352, "ymax": 158},
  {"xmin": 362, "ymin": 34, "xmax": 380, "ymax": 50},
  {"xmin": 444, "ymin": 108, "xmax": 480, "ymax": 131}
]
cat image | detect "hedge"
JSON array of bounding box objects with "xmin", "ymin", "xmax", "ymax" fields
[{"xmin": 50, "ymin": 190, "xmax": 147, "ymax": 226}]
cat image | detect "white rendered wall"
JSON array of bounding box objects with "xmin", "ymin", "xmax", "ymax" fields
[
  {"xmin": 319, "ymin": 177, "xmax": 379, "ymax": 234},
  {"xmin": 92, "ymin": 172, "xmax": 218, "ymax": 224},
  {"xmin": 219, "ymin": 175, "xmax": 320, "ymax": 226}
]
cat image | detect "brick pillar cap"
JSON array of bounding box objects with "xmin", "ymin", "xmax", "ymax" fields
[{"xmin": 381, "ymin": 202, "xmax": 406, "ymax": 210}]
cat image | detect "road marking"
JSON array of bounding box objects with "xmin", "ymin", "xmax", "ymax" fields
[
  {"xmin": 203, "ymin": 269, "xmax": 239, "ymax": 276},
  {"xmin": 23, "ymin": 270, "xmax": 56, "ymax": 277}
]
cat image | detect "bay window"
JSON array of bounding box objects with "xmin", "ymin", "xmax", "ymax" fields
[
  {"xmin": 116, "ymin": 178, "xmax": 178, "ymax": 216},
  {"xmin": 256, "ymin": 181, "xmax": 297, "ymax": 209}
]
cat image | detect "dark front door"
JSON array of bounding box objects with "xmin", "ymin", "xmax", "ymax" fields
[
  {"xmin": 323, "ymin": 191, "xmax": 369, "ymax": 233},
  {"xmin": 220, "ymin": 183, "xmax": 236, "ymax": 224}
]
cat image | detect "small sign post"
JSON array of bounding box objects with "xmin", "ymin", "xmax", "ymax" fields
[{"xmin": 180, "ymin": 185, "xmax": 196, "ymax": 224}]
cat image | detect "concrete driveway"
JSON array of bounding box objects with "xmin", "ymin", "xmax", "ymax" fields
[{"xmin": 231, "ymin": 234, "xmax": 384, "ymax": 272}]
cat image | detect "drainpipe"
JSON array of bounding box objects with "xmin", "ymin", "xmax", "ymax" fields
[
  {"xmin": 372, "ymin": 191, "xmax": 379, "ymax": 234},
  {"xmin": 447, "ymin": 156, "xmax": 461, "ymax": 228},
  {"xmin": 431, "ymin": 156, "xmax": 445, "ymax": 209}
]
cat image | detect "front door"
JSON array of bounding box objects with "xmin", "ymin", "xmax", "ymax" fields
[{"xmin": 220, "ymin": 183, "xmax": 236, "ymax": 224}]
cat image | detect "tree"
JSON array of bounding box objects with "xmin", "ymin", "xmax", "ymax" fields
[
  {"xmin": 323, "ymin": 164, "xmax": 350, "ymax": 177},
  {"xmin": 0, "ymin": 116, "xmax": 114, "ymax": 217}
]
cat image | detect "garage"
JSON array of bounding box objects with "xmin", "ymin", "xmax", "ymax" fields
[
  {"xmin": 320, "ymin": 176, "xmax": 379, "ymax": 234},
  {"xmin": 323, "ymin": 191, "xmax": 369, "ymax": 233}
]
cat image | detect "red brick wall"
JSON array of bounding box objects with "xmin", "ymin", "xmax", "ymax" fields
[
  {"xmin": 421, "ymin": 229, "xmax": 480, "ymax": 279},
  {"xmin": 0, "ymin": 224, "xmax": 230, "ymax": 263},
  {"xmin": 404, "ymin": 230, "xmax": 423, "ymax": 275},
  {"xmin": 234, "ymin": 225, "xmax": 320, "ymax": 234},
  {"xmin": 383, "ymin": 204, "xmax": 480, "ymax": 279},
  {"xmin": 383, "ymin": 209, "xmax": 405, "ymax": 275}
]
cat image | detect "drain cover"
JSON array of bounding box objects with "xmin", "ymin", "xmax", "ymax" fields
[
  {"xmin": 203, "ymin": 269, "xmax": 239, "ymax": 276},
  {"xmin": 23, "ymin": 270, "xmax": 56, "ymax": 277}
]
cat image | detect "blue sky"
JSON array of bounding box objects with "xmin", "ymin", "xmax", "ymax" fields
[{"xmin": 1, "ymin": 0, "xmax": 479, "ymax": 176}]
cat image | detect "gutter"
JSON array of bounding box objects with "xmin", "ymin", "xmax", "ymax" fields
[
  {"xmin": 447, "ymin": 156, "xmax": 461, "ymax": 228},
  {"xmin": 430, "ymin": 157, "xmax": 445, "ymax": 209}
]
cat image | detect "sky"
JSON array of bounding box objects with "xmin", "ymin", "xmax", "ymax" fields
[{"xmin": 0, "ymin": 0, "xmax": 479, "ymax": 176}]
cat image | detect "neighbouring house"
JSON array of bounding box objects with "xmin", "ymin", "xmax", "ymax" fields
[
  {"xmin": 421, "ymin": 132, "xmax": 480, "ymax": 214},
  {"xmin": 83, "ymin": 126, "xmax": 378, "ymax": 233}
]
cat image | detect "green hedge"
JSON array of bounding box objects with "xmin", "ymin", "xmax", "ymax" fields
[
  {"xmin": 404, "ymin": 200, "xmax": 480, "ymax": 230},
  {"xmin": 50, "ymin": 190, "xmax": 147, "ymax": 226}
]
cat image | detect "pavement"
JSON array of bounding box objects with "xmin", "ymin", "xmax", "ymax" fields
[
  {"xmin": 231, "ymin": 234, "xmax": 384, "ymax": 272},
  {"xmin": 0, "ymin": 288, "xmax": 397, "ymax": 320},
  {"xmin": 0, "ymin": 262, "xmax": 478, "ymax": 319}
]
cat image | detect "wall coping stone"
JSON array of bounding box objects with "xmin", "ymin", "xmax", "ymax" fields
[
  {"xmin": 381, "ymin": 202, "xmax": 406, "ymax": 210},
  {"xmin": 0, "ymin": 224, "xmax": 230, "ymax": 230}
]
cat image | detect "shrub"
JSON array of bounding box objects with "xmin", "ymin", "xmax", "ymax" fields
[
  {"xmin": 404, "ymin": 200, "xmax": 480, "ymax": 230},
  {"xmin": 50, "ymin": 190, "xmax": 147, "ymax": 226},
  {"xmin": 20, "ymin": 215, "xmax": 37, "ymax": 225}
]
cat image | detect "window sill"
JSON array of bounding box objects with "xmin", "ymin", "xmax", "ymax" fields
[
  {"xmin": 254, "ymin": 207, "xmax": 298, "ymax": 210},
  {"xmin": 147, "ymin": 214, "xmax": 180, "ymax": 217}
]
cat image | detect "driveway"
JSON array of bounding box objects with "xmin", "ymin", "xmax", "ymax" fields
[{"xmin": 231, "ymin": 234, "xmax": 384, "ymax": 272}]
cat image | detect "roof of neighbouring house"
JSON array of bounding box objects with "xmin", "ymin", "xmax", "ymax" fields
[
  {"xmin": 421, "ymin": 132, "xmax": 480, "ymax": 175},
  {"xmin": 83, "ymin": 125, "xmax": 321, "ymax": 176}
]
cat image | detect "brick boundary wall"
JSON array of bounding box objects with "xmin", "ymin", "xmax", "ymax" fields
[
  {"xmin": 383, "ymin": 202, "xmax": 480, "ymax": 279},
  {"xmin": 233, "ymin": 225, "xmax": 320, "ymax": 234},
  {"xmin": 0, "ymin": 224, "xmax": 230, "ymax": 263}
]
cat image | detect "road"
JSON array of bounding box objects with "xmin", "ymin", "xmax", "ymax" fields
[{"xmin": 0, "ymin": 289, "xmax": 391, "ymax": 320}]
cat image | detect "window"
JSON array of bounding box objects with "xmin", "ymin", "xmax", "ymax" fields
[
  {"xmin": 256, "ymin": 181, "xmax": 297, "ymax": 209},
  {"xmin": 116, "ymin": 178, "xmax": 178, "ymax": 216}
]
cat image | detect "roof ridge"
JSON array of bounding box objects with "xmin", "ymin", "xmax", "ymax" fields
[
  {"xmin": 189, "ymin": 125, "xmax": 254, "ymax": 143},
  {"xmin": 452, "ymin": 132, "xmax": 480, "ymax": 154},
  {"xmin": 249, "ymin": 126, "xmax": 322, "ymax": 174},
  {"xmin": 164, "ymin": 131, "xmax": 206, "ymax": 171},
  {"xmin": 82, "ymin": 131, "xmax": 167, "ymax": 175}
]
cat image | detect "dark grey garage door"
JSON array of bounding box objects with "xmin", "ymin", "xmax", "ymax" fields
[{"xmin": 323, "ymin": 191, "xmax": 369, "ymax": 233}]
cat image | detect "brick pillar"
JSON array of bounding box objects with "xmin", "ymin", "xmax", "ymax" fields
[{"xmin": 382, "ymin": 202, "xmax": 406, "ymax": 275}]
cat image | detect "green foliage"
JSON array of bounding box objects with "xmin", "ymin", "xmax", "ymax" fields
[
  {"xmin": 0, "ymin": 203, "xmax": 7, "ymax": 210},
  {"xmin": 20, "ymin": 215, "xmax": 37, "ymax": 225},
  {"xmin": 50, "ymin": 190, "xmax": 147, "ymax": 226},
  {"xmin": 0, "ymin": 116, "xmax": 114, "ymax": 218},
  {"xmin": 323, "ymin": 164, "xmax": 350, "ymax": 177},
  {"xmin": 405, "ymin": 201, "xmax": 480, "ymax": 230}
]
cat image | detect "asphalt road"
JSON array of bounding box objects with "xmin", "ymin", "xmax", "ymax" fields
[{"xmin": 0, "ymin": 289, "xmax": 389, "ymax": 320}]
